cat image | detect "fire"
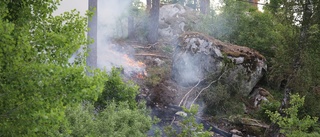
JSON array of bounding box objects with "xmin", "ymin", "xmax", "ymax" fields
[
  {"xmin": 123, "ymin": 54, "xmax": 147, "ymax": 79},
  {"xmin": 123, "ymin": 54, "xmax": 146, "ymax": 68},
  {"xmin": 136, "ymin": 72, "xmax": 146, "ymax": 79}
]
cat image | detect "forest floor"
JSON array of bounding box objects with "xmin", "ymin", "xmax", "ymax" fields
[
  {"xmin": 111, "ymin": 39, "xmax": 235, "ymax": 136},
  {"xmin": 112, "ymin": 39, "xmax": 268, "ymax": 137}
]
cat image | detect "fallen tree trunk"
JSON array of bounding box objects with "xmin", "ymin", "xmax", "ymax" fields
[
  {"xmin": 135, "ymin": 53, "xmax": 169, "ymax": 59},
  {"xmin": 227, "ymin": 116, "xmax": 269, "ymax": 129}
]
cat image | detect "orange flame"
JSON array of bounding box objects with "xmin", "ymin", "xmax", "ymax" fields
[
  {"xmin": 123, "ymin": 54, "xmax": 146, "ymax": 68},
  {"xmin": 123, "ymin": 54, "xmax": 147, "ymax": 79}
]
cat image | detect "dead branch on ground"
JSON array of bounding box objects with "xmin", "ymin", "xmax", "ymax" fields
[
  {"xmin": 227, "ymin": 117, "xmax": 270, "ymax": 129},
  {"xmin": 133, "ymin": 45, "xmax": 152, "ymax": 49},
  {"xmin": 135, "ymin": 53, "xmax": 169, "ymax": 59},
  {"xmin": 178, "ymin": 79, "xmax": 204, "ymax": 107},
  {"xmin": 190, "ymin": 71, "xmax": 226, "ymax": 108},
  {"xmin": 148, "ymin": 42, "xmax": 159, "ymax": 47}
]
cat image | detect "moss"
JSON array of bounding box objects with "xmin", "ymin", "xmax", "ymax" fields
[{"xmin": 178, "ymin": 32, "xmax": 266, "ymax": 71}]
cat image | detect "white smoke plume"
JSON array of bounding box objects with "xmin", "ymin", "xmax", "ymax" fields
[{"xmin": 97, "ymin": 0, "xmax": 145, "ymax": 75}]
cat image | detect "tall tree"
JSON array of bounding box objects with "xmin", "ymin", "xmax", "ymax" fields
[
  {"xmin": 264, "ymin": 0, "xmax": 320, "ymax": 135},
  {"xmin": 0, "ymin": 1, "xmax": 153, "ymax": 136},
  {"xmin": 128, "ymin": 16, "xmax": 135, "ymax": 40},
  {"xmin": 147, "ymin": 0, "xmax": 160, "ymax": 44},
  {"xmin": 200, "ymin": 0, "xmax": 210, "ymax": 14},
  {"xmin": 128, "ymin": 0, "xmax": 144, "ymax": 40},
  {"xmin": 249, "ymin": 0, "xmax": 258, "ymax": 7},
  {"xmin": 0, "ymin": 0, "xmax": 107, "ymax": 135},
  {"xmin": 87, "ymin": 0, "xmax": 98, "ymax": 68},
  {"xmin": 128, "ymin": 0, "xmax": 135, "ymax": 40},
  {"xmin": 194, "ymin": 0, "xmax": 198, "ymax": 9},
  {"xmin": 146, "ymin": 0, "xmax": 151, "ymax": 12}
]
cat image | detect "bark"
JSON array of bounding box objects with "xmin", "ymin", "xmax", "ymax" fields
[
  {"xmin": 200, "ymin": 0, "xmax": 210, "ymax": 14},
  {"xmin": 194, "ymin": 0, "xmax": 198, "ymax": 10},
  {"xmin": 147, "ymin": 0, "xmax": 160, "ymax": 44},
  {"xmin": 294, "ymin": 0, "xmax": 313, "ymax": 71},
  {"xmin": 146, "ymin": 0, "xmax": 151, "ymax": 12},
  {"xmin": 87, "ymin": 0, "xmax": 97, "ymax": 68},
  {"xmin": 128, "ymin": 16, "xmax": 134, "ymax": 40},
  {"xmin": 249, "ymin": 0, "xmax": 258, "ymax": 7}
]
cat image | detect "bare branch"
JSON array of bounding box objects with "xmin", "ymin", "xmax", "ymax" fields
[
  {"xmin": 178, "ymin": 78, "xmax": 204, "ymax": 107},
  {"xmin": 135, "ymin": 53, "xmax": 169, "ymax": 59},
  {"xmin": 190, "ymin": 71, "xmax": 226, "ymax": 108}
]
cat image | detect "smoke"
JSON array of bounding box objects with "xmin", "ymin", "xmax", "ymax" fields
[
  {"xmin": 98, "ymin": 0, "xmax": 131, "ymax": 39},
  {"xmin": 97, "ymin": 0, "xmax": 144, "ymax": 75},
  {"xmin": 175, "ymin": 53, "xmax": 203, "ymax": 85}
]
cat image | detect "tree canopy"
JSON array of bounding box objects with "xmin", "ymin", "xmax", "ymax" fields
[{"xmin": 0, "ymin": 0, "xmax": 152, "ymax": 136}]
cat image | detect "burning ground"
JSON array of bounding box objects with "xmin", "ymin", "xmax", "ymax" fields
[
  {"xmin": 101, "ymin": 31, "xmax": 269, "ymax": 136},
  {"xmin": 95, "ymin": 2, "xmax": 270, "ymax": 136}
]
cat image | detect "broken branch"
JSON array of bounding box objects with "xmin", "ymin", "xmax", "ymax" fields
[
  {"xmin": 135, "ymin": 53, "xmax": 169, "ymax": 59},
  {"xmin": 178, "ymin": 79, "xmax": 204, "ymax": 107},
  {"xmin": 133, "ymin": 45, "xmax": 152, "ymax": 49},
  {"xmin": 148, "ymin": 42, "xmax": 159, "ymax": 47},
  {"xmin": 228, "ymin": 117, "xmax": 270, "ymax": 129},
  {"xmin": 190, "ymin": 71, "xmax": 226, "ymax": 108}
]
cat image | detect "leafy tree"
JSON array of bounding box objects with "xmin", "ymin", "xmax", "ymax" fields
[
  {"xmin": 164, "ymin": 105, "xmax": 212, "ymax": 137},
  {"xmin": 0, "ymin": 0, "xmax": 153, "ymax": 136},
  {"xmin": 265, "ymin": 0, "xmax": 320, "ymax": 117},
  {"xmin": 128, "ymin": 0, "xmax": 145, "ymax": 40},
  {"xmin": 194, "ymin": 0, "xmax": 284, "ymax": 60},
  {"xmin": 266, "ymin": 94, "xmax": 319, "ymax": 137},
  {"xmin": 66, "ymin": 101, "xmax": 153, "ymax": 137},
  {"xmin": 95, "ymin": 68, "xmax": 139, "ymax": 110},
  {"xmin": 0, "ymin": 0, "xmax": 109, "ymax": 136}
]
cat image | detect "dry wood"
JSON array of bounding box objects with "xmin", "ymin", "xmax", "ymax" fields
[
  {"xmin": 148, "ymin": 42, "xmax": 159, "ymax": 47},
  {"xmin": 133, "ymin": 45, "xmax": 152, "ymax": 49},
  {"xmin": 178, "ymin": 79, "xmax": 204, "ymax": 107},
  {"xmin": 190, "ymin": 71, "xmax": 226, "ymax": 108},
  {"xmin": 135, "ymin": 53, "xmax": 169, "ymax": 59},
  {"xmin": 241, "ymin": 122, "xmax": 269, "ymax": 129},
  {"xmin": 222, "ymin": 117, "xmax": 270, "ymax": 129},
  {"xmin": 231, "ymin": 117, "xmax": 269, "ymax": 129}
]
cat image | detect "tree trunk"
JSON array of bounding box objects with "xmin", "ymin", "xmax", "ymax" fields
[
  {"xmin": 194, "ymin": 0, "xmax": 198, "ymax": 10},
  {"xmin": 146, "ymin": 0, "xmax": 151, "ymax": 12},
  {"xmin": 147, "ymin": 0, "xmax": 160, "ymax": 44},
  {"xmin": 128, "ymin": 15, "xmax": 134, "ymax": 40},
  {"xmin": 249, "ymin": 0, "xmax": 258, "ymax": 7},
  {"xmin": 87, "ymin": 0, "xmax": 97, "ymax": 68},
  {"xmin": 266, "ymin": 2, "xmax": 314, "ymax": 135},
  {"xmin": 200, "ymin": 0, "xmax": 210, "ymax": 14},
  {"xmin": 294, "ymin": 0, "xmax": 312, "ymax": 71}
]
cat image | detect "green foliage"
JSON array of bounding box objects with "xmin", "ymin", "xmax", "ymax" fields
[
  {"xmin": 202, "ymin": 73, "xmax": 248, "ymax": 116},
  {"xmin": 266, "ymin": 94, "xmax": 319, "ymax": 136},
  {"xmin": 145, "ymin": 62, "xmax": 171, "ymax": 87},
  {"xmin": 116, "ymin": 0, "xmax": 149, "ymax": 41},
  {"xmin": 0, "ymin": 0, "xmax": 109, "ymax": 135},
  {"xmin": 161, "ymin": 44, "xmax": 174, "ymax": 54},
  {"xmin": 164, "ymin": 105, "xmax": 213, "ymax": 137},
  {"xmin": 254, "ymin": 100, "xmax": 281, "ymax": 123},
  {"xmin": 192, "ymin": 0, "xmax": 320, "ymax": 121},
  {"xmin": 202, "ymin": 82, "xmax": 230, "ymax": 115},
  {"xmin": 265, "ymin": 0, "xmax": 320, "ymax": 117},
  {"xmin": 95, "ymin": 68, "xmax": 139, "ymax": 110},
  {"xmin": 0, "ymin": 1, "xmax": 152, "ymax": 136},
  {"xmin": 194, "ymin": 0, "xmax": 283, "ymax": 60},
  {"xmin": 66, "ymin": 101, "xmax": 153, "ymax": 137}
]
